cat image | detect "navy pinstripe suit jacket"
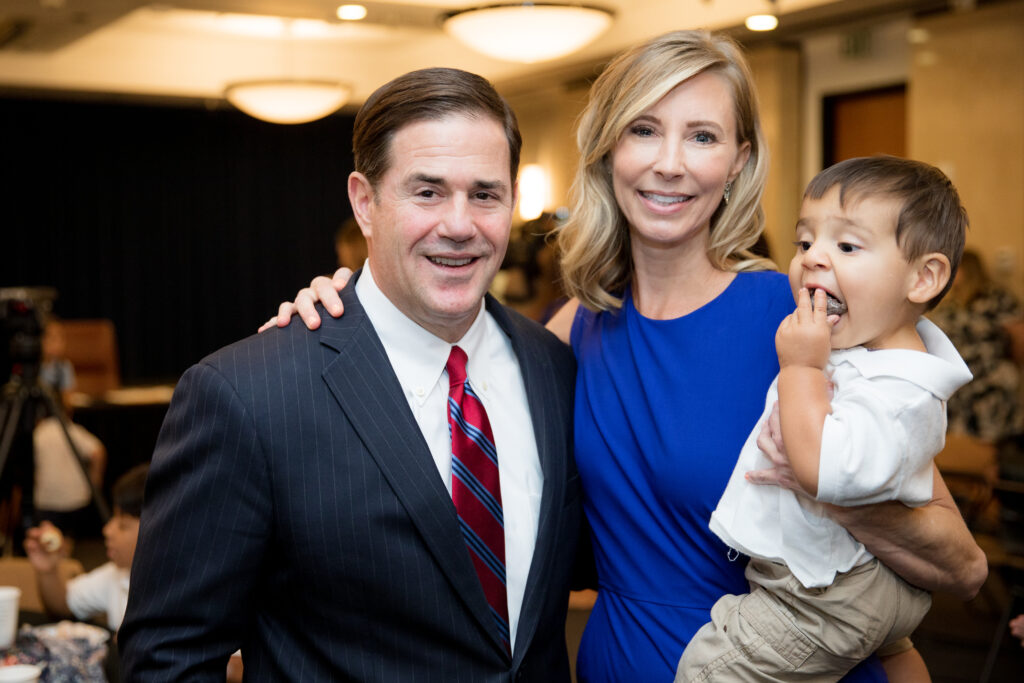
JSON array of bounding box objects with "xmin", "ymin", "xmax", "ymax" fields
[{"xmin": 119, "ymin": 279, "xmax": 581, "ymax": 682}]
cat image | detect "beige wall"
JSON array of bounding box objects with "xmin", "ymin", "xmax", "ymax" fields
[
  {"xmin": 506, "ymin": 82, "xmax": 591, "ymax": 227},
  {"xmin": 747, "ymin": 44, "xmax": 803, "ymax": 270},
  {"xmin": 909, "ymin": 1, "xmax": 1024, "ymax": 299}
]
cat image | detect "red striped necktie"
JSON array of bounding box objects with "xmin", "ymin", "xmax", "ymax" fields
[{"xmin": 446, "ymin": 345, "xmax": 510, "ymax": 652}]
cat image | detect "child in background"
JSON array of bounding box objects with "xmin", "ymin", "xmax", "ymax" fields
[
  {"xmin": 39, "ymin": 317, "xmax": 77, "ymax": 413},
  {"xmin": 677, "ymin": 156, "xmax": 973, "ymax": 681},
  {"xmin": 24, "ymin": 464, "xmax": 148, "ymax": 631}
]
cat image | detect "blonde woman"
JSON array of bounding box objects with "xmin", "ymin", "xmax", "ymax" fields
[{"xmin": 265, "ymin": 31, "xmax": 984, "ymax": 682}]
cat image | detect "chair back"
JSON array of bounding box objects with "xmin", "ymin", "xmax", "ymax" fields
[
  {"xmin": 60, "ymin": 319, "xmax": 120, "ymax": 397},
  {"xmin": 0, "ymin": 556, "xmax": 85, "ymax": 614}
]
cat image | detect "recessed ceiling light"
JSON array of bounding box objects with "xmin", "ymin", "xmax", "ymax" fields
[{"xmin": 337, "ymin": 4, "xmax": 368, "ymax": 21}]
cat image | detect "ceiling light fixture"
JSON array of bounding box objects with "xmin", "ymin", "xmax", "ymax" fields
[
  {"xmin": 224, "ymin": 79, "xmax": 352, "ymax": 125},
  {"xmin": 745, "ymin": 0, "xmax": 779, "ymax": 32},
  {"xmin": 443, "ymin": 3, "xmax": 614, "ymax": 64},
  {"xmin": 223, "ymin": 19, "xmax": 351, "ymax": 125}
]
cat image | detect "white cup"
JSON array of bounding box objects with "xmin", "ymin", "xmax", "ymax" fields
[
  {"xmin": 0, "ymin": 587, "xmax": 20, "ymax": 650},
  {"xmin": 0, "ymin": 665, "xmax": 42, "ymax": 682}
]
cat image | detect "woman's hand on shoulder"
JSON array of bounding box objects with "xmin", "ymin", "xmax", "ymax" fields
[{"xmin": 258, "ymin": 267, "xmax": 353, "ymax": 332}]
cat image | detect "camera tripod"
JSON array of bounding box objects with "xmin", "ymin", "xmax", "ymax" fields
[{"xmin": 0, "ymin": 371, "xmax": 111, "ymax": 553}]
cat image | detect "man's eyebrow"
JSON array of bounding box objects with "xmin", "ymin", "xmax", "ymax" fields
[
  {"xmin": 473, "ymin": 180, "xmax": 508, "ymax": 192},
  {"xmin": 406, "ymin": 174, "xmax": 508, "ymax": 194},
  {"xmin": 411, "ymin": 173, "xmax": 446, "ymax": 186}
]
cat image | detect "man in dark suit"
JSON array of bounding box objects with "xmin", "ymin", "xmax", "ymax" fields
[{"xmin": 119, "ymin": 68, "xmax": 582, "ymax": 681}]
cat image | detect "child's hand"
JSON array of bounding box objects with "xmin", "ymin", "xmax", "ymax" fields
[
  {"xmin": 776, "ymin": 288, "xmax": 833, "ymax": 370},
  {"xmin": 24, "ymin": 522, "xmax": 65, "ymax": 573}
]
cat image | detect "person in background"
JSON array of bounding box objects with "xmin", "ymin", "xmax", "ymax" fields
[
  {"xmin": 333, "ymin": 216, "xmax": 368, "ymax": 271},
  {"xmin": 679, "ymin": 156, "xmax": 972, "ymax": 680},
  {"xmin": 929, "ymin": 248, "xmax": 1023, "ymax": 443},
  {"xmin": 500, "ymin": 213, "xmax": 568, "ymax": 323},
  {"xmin": 32, "ymin": 413, "xmax": 106, "ymax": 540},
  {"xmin": 121, "ymin": 67, "xmax": 581, "ymax": 681},
  {"xmin": 39, "ymin": 316, "xmax": 76, "ymax": 413},
  {"xmin": 23, "ymin": 464, "xmax": 148, "ymax": 631},
  {"xmin": 262, "ymin": 30, "xmax": 986, "ymax": 682}
]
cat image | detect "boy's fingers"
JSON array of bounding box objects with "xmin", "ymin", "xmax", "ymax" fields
[
  {"xmin": 795, "ymin": 287, "xmax": 812, "ymax": 322},
  {"xmin": 812, "ymin": 288, "xmax": 827, "ymax": 323}
]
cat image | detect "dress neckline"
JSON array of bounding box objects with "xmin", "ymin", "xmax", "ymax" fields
[{"xmin": 625, "ymin": 271, "xmax": 743, "ymax": 323}]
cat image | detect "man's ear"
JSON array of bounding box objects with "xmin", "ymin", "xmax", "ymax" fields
[
  {"xmin": 348, "ymin": 172, "xmax": 375, "ymax": 240},
  {"xmin": 907, "ymin": 252, "xmax": 951, "ymax": 305}
]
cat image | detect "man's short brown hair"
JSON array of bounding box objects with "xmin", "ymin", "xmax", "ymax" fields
[
  {"xmin": 352, "ymin": 67, "xmax": 522, "ymax": 190},
  {"xmin": 804, "ymin": 155, "xmax": 968, "ymax": 309}
]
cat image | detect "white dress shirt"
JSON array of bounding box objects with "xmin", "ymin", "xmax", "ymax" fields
[
  {"xmin": 355, "ymin": 263, "xmax": 543, "ymax": 651},
  {"xmin": 710, "ymin": 318, "xmax": 972, "ymax": 587}
]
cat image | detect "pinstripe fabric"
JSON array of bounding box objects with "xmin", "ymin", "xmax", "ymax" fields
[{"xmin": 120, "ymin": 272, "xmax": 582, "ymax": 682}]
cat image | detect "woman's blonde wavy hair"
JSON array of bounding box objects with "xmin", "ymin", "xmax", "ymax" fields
[{"xmin": 557, "ymin": 30, "xmax": 773, "ymax": 312}]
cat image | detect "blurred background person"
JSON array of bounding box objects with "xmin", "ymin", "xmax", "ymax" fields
[
  {"xmin": 929, "ymin": 249, "xmax": 1023, "ymax": 444},
  {"xmin": 333, "ymin": 216, "xmax": 368, "ymax": 271},
  {"xmin": 32, "ymin": 412, "xmax": 106, "ymax": 540},
  {"xmin": 40, "ymin": 316, "xmax": 76, "ymax": 413},
  {"xmin": 500, "ymin": 213, "xmax": 567, "ymax": 324},
  {"xmin": 23, "ymin": 463, "xmax": 147, "ymax": 629}
]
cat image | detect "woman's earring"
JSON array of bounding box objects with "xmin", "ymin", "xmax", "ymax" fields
[{"xmin": 723, "ymin": 181, "xmax": 733, "ymax": 205}]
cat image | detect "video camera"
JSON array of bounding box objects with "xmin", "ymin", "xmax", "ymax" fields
[{"xmin": 0, "ymin": 286, "xmax": 56, "ymax": 385}]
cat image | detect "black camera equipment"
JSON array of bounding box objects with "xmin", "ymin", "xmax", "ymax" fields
[{"xmin": 0, "ymin": 287, "xmax": 110, "ymax": 550}]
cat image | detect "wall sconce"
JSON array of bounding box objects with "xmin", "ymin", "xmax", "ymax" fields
[{"xmin": 519, "ymin": 164, "xmax": 549, "ymax": 221}]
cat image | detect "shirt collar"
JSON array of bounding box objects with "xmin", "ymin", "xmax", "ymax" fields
[
  {"xmin": 830, "ymin": 317, "xmax": 972, "ymax": 399},
  {"xmin": 355, "ymin": 262, "xmax": 489, "ymax": 405}
]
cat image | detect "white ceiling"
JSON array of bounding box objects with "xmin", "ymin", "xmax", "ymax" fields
[{"xmin": 0, "ymin": 0, "xmax": 954, "ymax": 106}]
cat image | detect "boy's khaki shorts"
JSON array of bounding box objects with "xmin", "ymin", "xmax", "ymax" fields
[{"xmin": 676, "ymin": 557, "xmax": 930, "ymax": 682}]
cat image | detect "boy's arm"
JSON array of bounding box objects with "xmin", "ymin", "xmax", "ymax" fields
[
  {"xmin": 35, "ymin": 568, "xmax": 73, "ymax": 617},
  {"xmin": 24, "ymin": 523, "xmax": 73, "ymax": 617},
  {"xmin": 775, "ymin": 288, "xmax": 834, "ymax": 497},
  {"xmin": 749, "ymin": 417, "xmax": 987, "ymax": 598}
]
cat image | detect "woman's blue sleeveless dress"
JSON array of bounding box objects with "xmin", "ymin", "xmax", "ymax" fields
[{"xmin": 570, "ymin": 271, "xmax": 885, "ymax": 682}]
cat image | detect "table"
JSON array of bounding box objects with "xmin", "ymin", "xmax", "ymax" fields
[{"xmin": 2, "ymin": 618, "xmax": 111, "ymax": 682}]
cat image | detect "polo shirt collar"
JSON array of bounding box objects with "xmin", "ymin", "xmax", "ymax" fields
[{"xmin": 830, "ymin": 317, "xmax": 972, "ymax": 400}]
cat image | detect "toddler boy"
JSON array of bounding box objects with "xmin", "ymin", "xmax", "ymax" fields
[{"xmin": 677, "ymin": 156, "xmax": 973, "ymax": 680}]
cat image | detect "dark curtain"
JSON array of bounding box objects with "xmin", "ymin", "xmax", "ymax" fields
[{"xmin": 1, "ymin": 96, "xmax": 355, "ymax": 384}]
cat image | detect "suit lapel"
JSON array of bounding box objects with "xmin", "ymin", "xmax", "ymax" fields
[
  {"xmin": 319, "ymin": 281, "xmax": 508, "ymax": 657},
  {"xmin": 486, "ymin": 298, "xmax": 566, "ymax": 661}
]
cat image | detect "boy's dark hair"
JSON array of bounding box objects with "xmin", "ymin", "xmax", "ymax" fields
[
  {"xmin": 112, "ymin": 464, "xmax": 149, "ymax": 518},
  {"xmin": 804, "ymin": 155, "xmax": 968, "ymax": 310}
]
